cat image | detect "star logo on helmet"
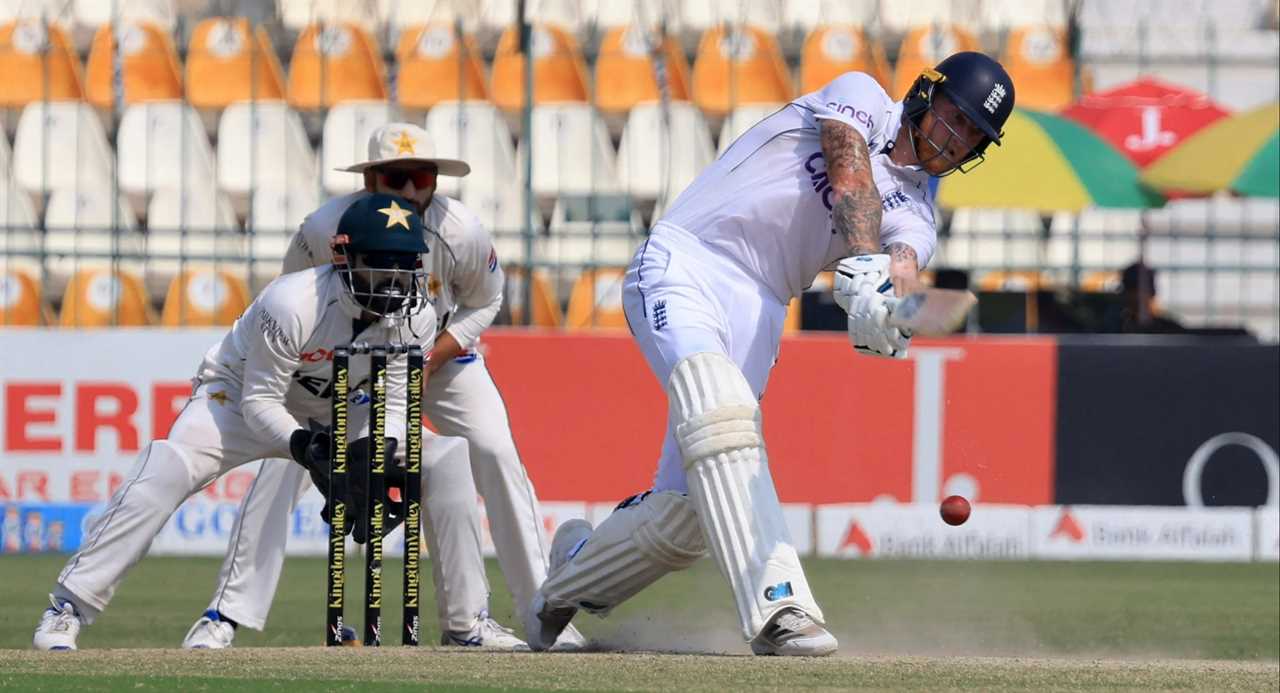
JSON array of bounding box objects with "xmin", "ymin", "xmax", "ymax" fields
[
  {"xmin": 392, "ymin": 131, "xmax": 417, "ymax": 155},
  {"xmin": 378, "ymin": 200, "xmax": 413, "ymax": 230}
]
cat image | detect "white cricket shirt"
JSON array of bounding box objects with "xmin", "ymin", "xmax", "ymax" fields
[{"xmin": 659, "ymin": 71, "xmax": 938, "ymax": 302}]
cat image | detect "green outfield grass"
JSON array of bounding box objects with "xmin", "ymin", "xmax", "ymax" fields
[{"xmin": 0, "ymin": 556, "xmax": 1276, "ymax": 691}]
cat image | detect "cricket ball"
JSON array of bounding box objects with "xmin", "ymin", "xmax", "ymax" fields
[{"xmin": 940, "ymin": 495, "xmax": 971, "ymax": 526}]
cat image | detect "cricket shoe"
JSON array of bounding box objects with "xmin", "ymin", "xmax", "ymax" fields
[
  {"xmin": 524, "ymin": 518, "xmax": 593, "ymax": 652},
  {"xmin": 749, "ymin": 608, "xmax": 838, "ymax": 657},
  {"xmin": 442, "ymin": 612, "xmax": 530, "ymax": 650},
  {"xmin": 182, "ymin": 610, "xmax": 236, "ymax": 649},
  {"xmin": 33, "ymin": 595, "xmax": 81, "ymax": 651}
]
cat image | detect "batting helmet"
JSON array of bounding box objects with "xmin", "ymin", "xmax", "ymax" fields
[{"xmin": 902, "ymin": 51, "xmax": 1015, "ymax": 174}]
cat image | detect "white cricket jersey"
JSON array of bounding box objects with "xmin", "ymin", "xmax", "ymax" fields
[
  {"xmin": 285, "ymin": 192, "xmax": 504, "ymax": 352},
  {"xmin": 195, "ymin": 265, "xmax": 437, "ymax": 456},
  {"xmin": 659, "ymin": 71, "xmax": 938, "ymax": 302}
]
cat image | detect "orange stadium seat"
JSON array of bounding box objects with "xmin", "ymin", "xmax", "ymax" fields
[
  {"xmin": 594, "ymin": 26, "xmax": 691, "ymax": 119},
  {"xmin": 395, "ymin": 24, "xmax": 488, "ymax": 112},
  {"xmin": 186, "ymin": 18, "xmax": 286, "ymax": 113},
  {"xmin": 84, "ymin": 20, "xmax": 183, "ymax": 109},
  {"xmin": 800, "ymin": 25, "xmax": 890, "ymax": 95},
  {"xmin": 1002, "ymin": 25, "xmax": 1075, "ymax": 112},
  {"xmin": 691, "ymin": 26, "xmax": 792, "ymax": 120},
  {"xmin": 59, "ymin": 267, "xmax": 153, "ymax": 327},
  {"xmin": 977, "ymin": 270, "xmax": 1054, "ymax": 292},
  {"xmin": 288, "ymin": 22, "xmax": 388, "ymax": 111},
  {"xmin": 505, "ymin": 268, "xmax": 563, "ymax": 328},
  {"xmin": 490, "ymin": 24, "xmax": 589, "ymax": 113},
  {"xmin": 0, "ymin": 267, "xmax": 49, "ymax": 326},
  {"xmin": 784, "ymin": 296, "xmax": 801, "ymax": 334},
  {"xmin": 161, "ymin": 268, "xmax": 250, "ymax": 327},
  {"xmin": 891, "ymin": 25, "xmax": 982, "ymax": 101},
  {"xmin": 0, "ymin": 20, "xmax": 84, "ymax": 109},
  {"xmin": 565, "ymin": 267, "xmax": 629, "ymax": 330}
]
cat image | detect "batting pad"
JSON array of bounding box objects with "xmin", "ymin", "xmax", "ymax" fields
[
  {"xmin": 541, "ymin": 491, "xmax": 705, "ymax": 616},
  {"xmin": 669, "ymin": 352, "xmax": 823, "ymax": 640}
]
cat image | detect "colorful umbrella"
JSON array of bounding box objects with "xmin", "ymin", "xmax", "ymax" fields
[
  {"xmin": 937, "ymin": 108, "xmax": 1164, "ymax": 212},
  {"xmin": 1139, "ymin": 103, "xmax": 1280, "ymax": 198},
  {"xmin": 1061, "ymin": 77, "xmax": 1229, "ymax": 168}
]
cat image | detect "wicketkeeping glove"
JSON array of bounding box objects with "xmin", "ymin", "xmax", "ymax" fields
[{"xmin": 290, "ymin": 427, "xmax": 407, "ymax": 544}]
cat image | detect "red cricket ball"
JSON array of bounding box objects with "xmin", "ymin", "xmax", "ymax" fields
[{"xmin": 940, "ymin": 495, "xmax": 971, "ymax": 526}]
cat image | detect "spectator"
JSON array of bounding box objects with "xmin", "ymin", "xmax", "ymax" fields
[{"xmin": 1101, "ymin": 262, "xmax": 1186, "ymax": 334}]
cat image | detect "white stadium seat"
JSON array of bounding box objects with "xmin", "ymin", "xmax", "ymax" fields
[
  {"xmin": 465, "ymin": 183, "xmax": 542, "ymax": 264},
  {"xmin": 717, "ymin": 102, "xmax": 786, "ymax": 154},
  {"xmin": 878, "ymin": 0, "xmax": 984, "ymax": 34},
  {"xmin": 147, "ymin": 186, "xmax": 240, "ymax": 233},
  {"xmin": 679, "ymin": 0, "xmax": 783, "ymax": 35},
  {"xmin": 321, "ymin": 100, "xmax": 397, "ymax": 195},
  {"xmin": 0, "ymin": 178, "xmax": 41, "ymax": 273},
  {"xmin": 71, "ymin": 0, "xmax": 175, "ymax": 35},
  {"xmin": 617, "ymin": 100, "xmax": 715, "ymax": 207},
  {"xmin": 517, "ymin": 103, "xmax": 619, "ymax": 215},
  {"xmin": 979, "ymin": 0, "xmax": 1067, "ymax": 30},
  {"xmin": 279, "ymin": 0, "xmax": 381, "ymax": 32},
  {"xmin": 425, "ymin": 100, "xmax": 519, "ymax": 201},
  {"xmin": 545, "ymin": 193, "xmax": 646, "ymax": 266},
  {"xmin": 216, "ymin": 100, "xmax": 318, "ymax": 217},
  {"xmin": 782, "ymin": 0, "xmax": 877, "ymax": 33},
  {"xmin": 0, "ymin": 127, "xmax": 10, "ymax": 172},
  {"xmin": 584, "ymin": 0, "xmax": 672, "ymax": 31},
  {"xmin": 116, "ymin": 101, "xmax": 217, "ymax": 216},
  {"xmin": 378, "ymin": 0, "xmax": 480, "ymax": 32},
  {"xmin": 13, "ymin": 101, "xmax": 115, "ymax": 201},
  {"xmin": 944, "ymin": 208, "xmax": 1044, "ymax": 270},
  {"xmin": 1047, "ymin": 208, "xmax": 1143, "ymax": 271},
  {"xmin": 43, "ymin": 184, "xmax": 144, "ymax": 286}
]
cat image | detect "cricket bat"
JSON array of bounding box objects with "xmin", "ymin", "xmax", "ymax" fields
[{"xmin": 887, "ymin": 288, "xmax": 976, "ymax": 336}]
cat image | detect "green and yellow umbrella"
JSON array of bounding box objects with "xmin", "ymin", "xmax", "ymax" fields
[
  {"xmin": 938, "ymin": 108, "xmax": 1164, "ymax": 212},
  {"xmin": 1140, "ymin": 103, "xmax": 1279, "ymax": 198}
]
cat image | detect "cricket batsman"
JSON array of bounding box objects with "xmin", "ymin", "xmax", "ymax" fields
[
  {"xmin": 180, "ymin": 124, "xmax": 581, "ymax": 650},
  {"xmin": 33, "ymin": 194, "xmax": 510, "ymax": 650},
  {"xmin": 524, "ymin": 52, "xmax": 1016, "ymax": 655}
]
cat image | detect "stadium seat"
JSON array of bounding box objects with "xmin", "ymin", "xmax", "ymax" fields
[
  {"xmin": 216, "ymin": 100, "xmax": 318, "ymax": 216},
  {"xmin": 378, "ymin": 0, "xmax": 481, "ymax": 33},
  {"xmin": 287, "ymin": 22, "xmax": 388, "ymax": 112},
  {"xmin": 0, "ymin": 265, "xmax": 47, "ymax": 325},
  {"xmin": 517, "ymin": 103, "xmax": 620, "ymax": 214},
  {"xmin": 424, "ymin": 100, "xmax": 518, "ymax": 201},
  {"xmin": 594, "ymin": 26, "xmax": 691, "ymax": 127},
  {"xmin": 185, "ymin": 18, "xmax": 287, "ymax": 119},
  {"xmin": 280, "ymin": 0, "xmax": 381, "ymax": 33},
  {"xmin": 891, "ymin": 25, "xmax": 983, "ymax": 101},
  {"xmin": 1046, "ymin": 208, "xmax": 1143, "ymax": 274},
  {"xmin": 0, "ymin": 178, "xmax": 40, "ymax": 236},
  {"xmin": 617, "ymin": 100, "xmax": 714, "ymax": 207},
  {"xmin": 691, "ymin": 26, "xmax": 792, "ymax": 121},
  {"xmin": 0, "ymin": 20, "xmax": 84, "ymax": 111},
  {"xmin": 879, "ymin": 0, "xmax": 985, "ymax": 35},
  {"xmin": 1143, "ymin": 197, "xmax": 1280, "ymax": 237},
  {"xmin": 545, "ymin": 194, "xmax": 645, "ymax": 266},
  {"xmin": 161, "ymin": 268, "xmax": 250, "ymax": 326},
  {"xmin": 0, "ymin": 0, "xmax": 73, "ymax": 27},
  {"xmin": 979, "ymin": 0, "xmax": 1067, "ymax": 31},
  {"xmin": 784, "ymin": 296, "xmax": 801, "ymax": 334},
  {"xmin": 678, "ymin": 0, "xmax": 783, "ymax": 37},
  {"xmin": 975, "ymin": 270, "xmax": 1054, "ymax": 291},
  {"xmin": 586, "ymin": 0, "xmax": 673, "ymax": 32},
  {"xmin": 1002, "ymin": 26, "xmax": 1074, "ymax": 112},
  {"xmin": 504, "ymin": 268, "xmax": 563, "ymax": 328},
  {"xmin": 12, "ymin": 100, "xmax": 115, "ymax": 200},
  {"xmin": 116, "ymin": 101, "xmax": 217, "ymax": 215},
  {"xmin": 84, "ymin": 21, "xmax": 184, "ymax": 110},
  {"xmin": 464, "ymin": 185, "xmax": 542, "ymax": 262},
  {"xmin": 59, "ymin": 267, "xmax": 153, "ymax": 327},
  {"xmin": 146, "ymin": 187, "xmax": 244, "ymax": 279},
  {"xmin": 1077, "ymin": 0, "xmax": 1273, "ymax": 31},
  {"xmin": 799, "ymin": 25, "xmax": 890, "ymax": 96},
  {"xmin": 565, "ymin": 267, "xmax": 628, "ymax": 329},
  {"xmin": 395, "ymin": 24, "xmax": 488, "ymax": 113},
  {"xmin": 490, "ymin": 24, "xmax": 590, "ymax": 115},
  {"xmin": 72, "ymin": 0, "xmax": 175, "ymax": 51},
  {"xmin": 246, "ymin": 182, "xmax": 319, "ymax": 235},
  {"xmin": 716, "ymin": 102, "xmax": 785, "ymax": 154},
  {"xmin": 781, "ymin": 0, "xmax": 878, "ymax": 33},
  {"xmin": 946, "ymin": 208, "xmax": 1044, "ymax": 271},
  {"xmin": 321, "ymin": 100, "xmax": 397, "ymax": 194}
]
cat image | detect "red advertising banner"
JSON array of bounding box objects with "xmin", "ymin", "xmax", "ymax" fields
[
  {"xmin": 1, "ymin": 330, "xmax": 1057, "ymax": 507},
  {"xmin": 483, "ymin": 330, "xmax": 1058, "ymax": 505}
]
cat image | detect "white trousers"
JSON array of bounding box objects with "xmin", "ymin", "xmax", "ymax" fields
[
  {"xmin": 622, "ymin": 225, "xmax": 787, "ymax": 493},
  {"xmin": 202, "ymin": 354, "xmax": 549, "ymax": 629}
]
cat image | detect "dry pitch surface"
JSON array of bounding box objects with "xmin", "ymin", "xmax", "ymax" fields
[{"xmin": 2, "ymin": 648, "xmax": 1278, "ymax": 692}]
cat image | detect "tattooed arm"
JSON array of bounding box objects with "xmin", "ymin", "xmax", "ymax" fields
[
  {"xmin": 821, "ymin": 119, "xmax": 882, "ymax": 255},
  {"xmin": 886, "ymin": 242, "xmax": 924, "ymax": 297}
]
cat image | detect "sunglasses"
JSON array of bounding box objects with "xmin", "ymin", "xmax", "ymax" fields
[{"xmin": 376, "ymin": 168, "xmax": 437, "ymax": 190}]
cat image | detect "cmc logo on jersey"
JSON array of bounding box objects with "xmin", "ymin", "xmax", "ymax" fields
[{"xmin": 825, "ymin": 102, "xmax": 875, "ymax": 131}]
